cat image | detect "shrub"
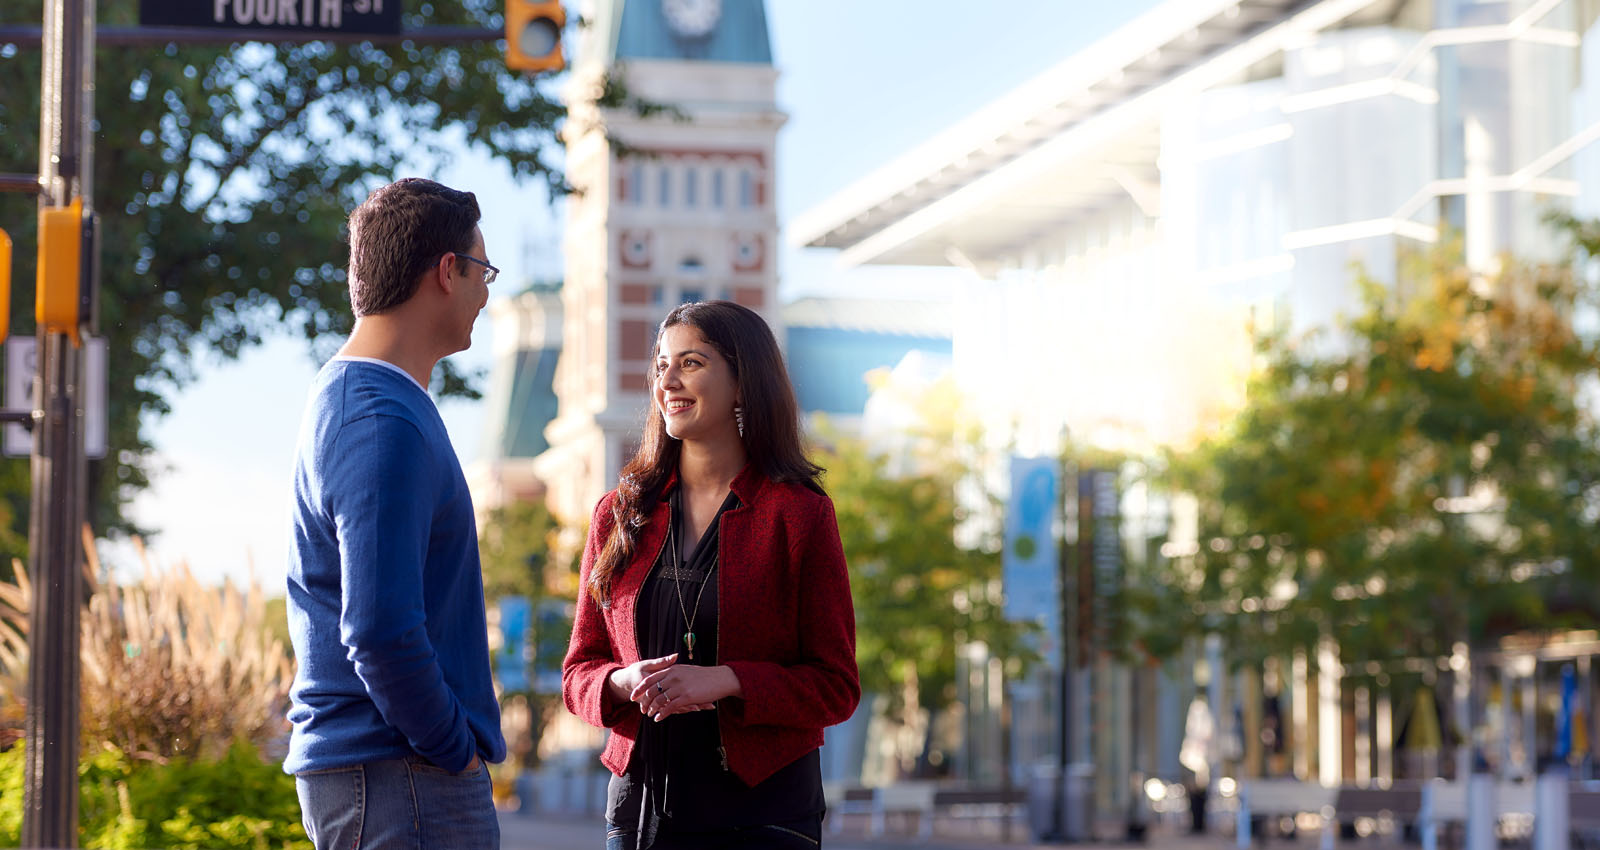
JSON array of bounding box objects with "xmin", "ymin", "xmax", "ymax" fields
[{"xmin": 0, "ymin": 739, "xmax": 309, "ymax": 849}]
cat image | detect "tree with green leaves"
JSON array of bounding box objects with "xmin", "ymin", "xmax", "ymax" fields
[
  {"xmin": 477, "ymin": 497, "xmax": 576, "ymax": 770},
  {"xmin": 479, "ymin": 497, "xmax": 564, "ymax": 602},
  {"xmin": 814, "ymin": 377, "xmax": 1035, "ymax": 778},
  {"xmin": 1144, "ymin": 225, "xmax": 1600, "ymax": 673},
  {"xmin": 0, "ymin": 0, "xmax": 628, "ymax": 555}
]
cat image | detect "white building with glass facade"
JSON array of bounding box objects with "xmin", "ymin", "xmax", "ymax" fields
[
  {"xmin": 796, "ymin": 0, "xmax": 1600, "ymax": 828},
  {"xmin": 798, "ymin": 0, "xmax": 1597, "ymax": 457}
]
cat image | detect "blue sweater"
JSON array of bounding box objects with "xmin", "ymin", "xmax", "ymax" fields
[{"xmin": 283, "ymin": 358, "xmax": 505, "ymax": 775}]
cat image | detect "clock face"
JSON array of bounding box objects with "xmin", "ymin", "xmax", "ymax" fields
[{"xmin": 662, "ymin": 0, "xmax": 721, "ymax": 38}]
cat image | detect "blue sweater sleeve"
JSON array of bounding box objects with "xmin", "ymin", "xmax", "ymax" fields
[{"xmin": 327, "ymin": 413, "xmax": 476, "ymax": 772}]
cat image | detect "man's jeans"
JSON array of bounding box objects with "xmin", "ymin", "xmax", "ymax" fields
[{"xmin": 296, "ymin": 756, "xmax": 498, "ymax": 850}]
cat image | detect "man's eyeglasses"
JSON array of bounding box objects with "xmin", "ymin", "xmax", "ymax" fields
[{"xmin": 456, "ymin": 253, "xmax": 499, "ymax": 285}]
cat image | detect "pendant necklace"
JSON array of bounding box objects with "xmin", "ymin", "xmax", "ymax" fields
[{"xmin": 669, "ymin": 493, "xmax": 717, "ymax": 661}]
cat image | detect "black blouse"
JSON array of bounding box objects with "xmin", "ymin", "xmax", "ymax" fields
[{"xmin": 605, "ymin": 486, "xmax": 823, "ymax": 848}]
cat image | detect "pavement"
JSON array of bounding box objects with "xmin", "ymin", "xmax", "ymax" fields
[{"xmin": 496, "ymin": 812, "xmax": 1249, "ymax": 850}]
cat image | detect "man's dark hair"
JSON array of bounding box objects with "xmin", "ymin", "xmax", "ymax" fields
[{"xmin": 347, "ymin": 178, "xmax": 481, "ymax": 316}]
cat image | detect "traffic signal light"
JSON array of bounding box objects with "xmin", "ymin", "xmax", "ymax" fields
[
  {"xmin": 506, "ymin": 0, "xmax": 566, "ymax": 73},
  {"xmin": 0, "ymin": 227, "xmax": 10, "ymax": 345},
  {"xmin": 36, "ymin": 198, "xmax": 82, "ymax": 345}
]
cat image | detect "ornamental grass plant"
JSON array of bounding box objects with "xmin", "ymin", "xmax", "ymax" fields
[{"xmin": 0, "ymin": 527, "xmax": 293, "ymax": 761}]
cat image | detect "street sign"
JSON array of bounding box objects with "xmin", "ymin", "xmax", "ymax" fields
[
  {"xmin": 4, "ymin": 339, "xmax": 33, "ymax": 458},
  {"xmin": 84, "ymin": 337, "xmax": 106, "ymax": 460},
  {"xmin": 139, "ymin": 0, "xmax": 402, "ymax": 36},
  {"xmin": 4, "ymin": 337, "xmax": 106, "ymax": 459}
]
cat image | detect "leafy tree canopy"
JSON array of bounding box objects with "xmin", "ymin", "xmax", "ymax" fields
[
  {"xmin": 478, "ymin": 496, "xmax": 570, "ymax": 602},
  {"xmin": 476, "ymin": 496, "xmax": 577, "ymax": 771},
  {"xmin": 1145, "ymin": 225, "xmax": 1600, "ymax": 671},
  {"xmin": 814, "ymin": 374, "xmax": 1037, "ymax": 775},
  {"xmin": 0, "ymin": 0, "xmax": 609, "ymax": 545}
]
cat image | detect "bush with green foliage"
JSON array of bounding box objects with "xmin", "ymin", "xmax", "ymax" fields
[
  {"xmin": 0, "ymin": 740, "xmax": 308, "ymax": 849},
  {"xmin": 811, "ymin": 375, "xmax": 1037, "ymax": 778}
]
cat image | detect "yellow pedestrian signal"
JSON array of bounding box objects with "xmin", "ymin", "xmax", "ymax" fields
[
  {"xmin": 506, "ymin": 0, "xmax": 566, "ymax": 73},
  {"xmin": 37, "ymin": 198, "xmax": 82, "ymax": 345},
  {"xmin": 0, "ymin": 227, "xmax": 10, "ymax": 346}
]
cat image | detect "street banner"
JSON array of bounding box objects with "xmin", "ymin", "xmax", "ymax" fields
[
  {"xmin": 495, "ymin": 595, "xmax": 532, "ymax": 693},
  {"xmin": 1003, "ymin": 455, "xmax": 1060, "ymax": 667},
  {"xmin": 531, "ymin": 599, "xmax": 573, "ymax": 695},
  {"xmin": 1076, "ymin": 469, "xmax": 1120, "ymax": 666},
  {"xmin": 1558, "ymin": 663, "xmax": 1577, "ymax": 761}
]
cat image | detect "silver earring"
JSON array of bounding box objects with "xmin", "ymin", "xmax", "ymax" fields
[{"xmin": 735, "ymin": 405, "xmax": 745, "ymax": 438}]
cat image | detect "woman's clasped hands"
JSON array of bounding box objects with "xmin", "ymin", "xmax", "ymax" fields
[{"xmin": 608, "ymin": 653, "xmax": 743, "ymax": 722}]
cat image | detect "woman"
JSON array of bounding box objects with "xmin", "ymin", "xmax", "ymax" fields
[{"xmin": 562, "ymin": 301, "xmax": 860, "ymax": 849}]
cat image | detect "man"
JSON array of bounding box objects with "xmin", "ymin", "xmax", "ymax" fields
[{"xmin": 284, "ymin": 178, "xmax": 505, "ymax": 849}]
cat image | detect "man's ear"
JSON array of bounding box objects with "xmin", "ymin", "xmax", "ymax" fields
[{"xmin": 432, "ymin": 252, "xmax": 458, "ymax": 295}]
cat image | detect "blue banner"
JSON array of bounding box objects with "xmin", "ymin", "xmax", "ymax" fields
[
  {"xmin": 496, "ymin": 596, "xmax": 533, "ymax": 693},
  {"xmin": 1003, "ymin": 456, "xmax": 1061, "ymax": 666},
  {"xmin": 532, "ymin": 599, "xmax": 573, "ymax": 695},
  {"xmin": 1558, "ymin": 663, "xmax": 1577, "ymax": 761}
]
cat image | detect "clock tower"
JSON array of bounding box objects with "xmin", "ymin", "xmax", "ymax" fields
[{"xmin": 534, "ymin": 0, "xmax": 783, "ymax": 527}]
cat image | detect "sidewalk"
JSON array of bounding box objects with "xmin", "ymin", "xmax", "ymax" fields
[
  {"xmin": 822, "ymin": 830, "xmax": 1240, "ymax": 850},
  {"xmin": 496, "ymin": 812, "xmax": 1244, "ymax": 850}
]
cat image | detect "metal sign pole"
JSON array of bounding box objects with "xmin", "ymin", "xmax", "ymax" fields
[{"xmin": 22, "ymin": 0, "xmax": 90, "ymax": 843}]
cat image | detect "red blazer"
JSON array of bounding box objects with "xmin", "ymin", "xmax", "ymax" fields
[{"xmin": 561, "ymin": 465, "xmax": 860, "ymax": 787}]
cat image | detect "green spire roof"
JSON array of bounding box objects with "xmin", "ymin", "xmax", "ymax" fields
[
  {"xmin": 496, "ymin": 347, "xmax": 560, "ymax": 459},
  {"xmin": 596, "ymin": 0, "xmax": 773, "ymax": 66}
]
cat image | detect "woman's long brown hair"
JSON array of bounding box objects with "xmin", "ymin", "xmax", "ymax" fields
[{"xmin": 586, "ymin": 300, "xmax": 823, "ymax": 605}]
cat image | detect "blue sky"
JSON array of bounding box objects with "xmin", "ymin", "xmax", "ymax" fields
[{"xmin": 122, "ymin": 1, "xmax": 1165, "ymax": 587}]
